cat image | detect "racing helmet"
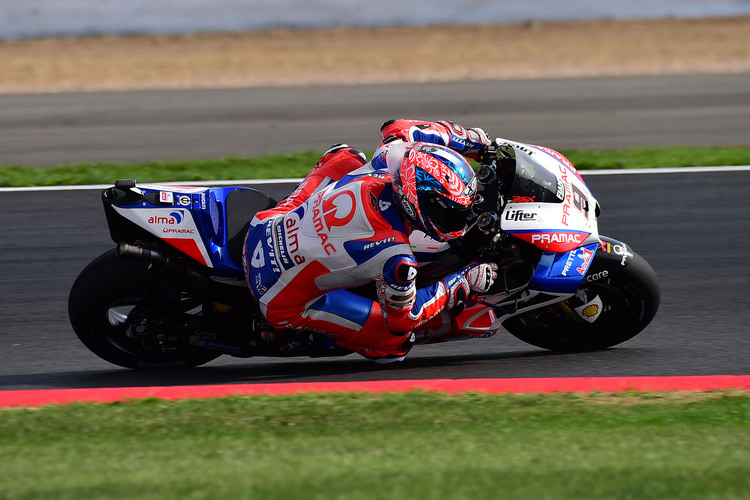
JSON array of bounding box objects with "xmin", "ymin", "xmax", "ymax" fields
[{"xmin": 387, "ymin": 142, "xmax": 477, "ymax": 241}]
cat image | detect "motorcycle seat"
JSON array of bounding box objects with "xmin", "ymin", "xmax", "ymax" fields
[{"xmin": 225, "ymin": 188, "xmax": 276, "ymax": 267}]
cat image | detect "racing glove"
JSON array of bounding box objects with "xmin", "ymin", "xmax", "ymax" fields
[
  {"xmin": 465, "ymin": 127, "xmax": 492, "ymax": 148},
  {"xmin": 465, "ymin": 262, "xmax": 499, "ymax": 293},
  {"xmin": 437, "ymin": 120, "xmax": 492, "ymax": 160},
  {"xmin": 442, "ymin": 262, "xmax": 499, "ymax": 310}
]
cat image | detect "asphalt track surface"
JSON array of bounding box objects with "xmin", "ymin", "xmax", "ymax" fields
[
  {"xmin": 2, "ymin": 73, "xmax": 750, "ymax": 167},
  {"xmin": 1, "ymin": 73, "xmax": 749, "ymax": 391}
]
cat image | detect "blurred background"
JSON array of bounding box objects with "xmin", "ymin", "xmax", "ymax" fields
[
  {"xmin": 1, "ymin": 0, "xmax": 749, "ymax": 166},
  {"xmin": 3, "ymin": 0, "xmax": 750, "ymax": 38}
]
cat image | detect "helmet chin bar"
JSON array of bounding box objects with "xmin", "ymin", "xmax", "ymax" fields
[{"xmin": 393, "ymin": 199, "xmax": 435, "ymax": 239}]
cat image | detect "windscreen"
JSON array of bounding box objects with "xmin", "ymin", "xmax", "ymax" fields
[{"xmin": 508, "ymin": 155, "xmax": 564, "ymax": 204}]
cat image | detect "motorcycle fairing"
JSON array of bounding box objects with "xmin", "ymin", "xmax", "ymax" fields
[
  {"xmin": 111, "ymin": 205, "xmax": 213, "ymax": 267},
  {"xmin": 529, "ymin": 242, "xmax": 600, "ymax": 294},
  {"xmin": 505, "ymin": 228, "xmax": 591, "ymax": 253},
  {"xmin": 498, "ymin": 140, "xmax": 600, "ymax": 252},
  {"xmin": 104, "ymin": 182, "xmax": 273, "ymax": 276}
]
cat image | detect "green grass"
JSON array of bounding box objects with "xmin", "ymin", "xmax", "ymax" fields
[
  {"xmin": 2, "ymin": 392, "xmax": 749, "ymax": 499},
  {"xmin": 2, "ymin": 146, "xmax": 750, "ymax": 188},
  {"xmin": 0, "ymin": 152, "xmax": 324, "ymax": 188},
  {"xmin": 563, "ymin": 146, "xmax": 750, "ymax": 171}
]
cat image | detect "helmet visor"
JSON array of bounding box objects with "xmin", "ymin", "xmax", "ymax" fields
[{"xmin": 422, "ymin": 192, "xmax": 472, "ymax": 235}]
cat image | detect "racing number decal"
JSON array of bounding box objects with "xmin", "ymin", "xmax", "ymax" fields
[
  {"xmin": 250, "ymin": 241, "xmax": 265, "ymax": 268},
  {"xmin": 571, "ymin": 184, "xmax": 589, "ymax": 219}
]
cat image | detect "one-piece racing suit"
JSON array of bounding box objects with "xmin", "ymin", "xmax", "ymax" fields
[{"xmin": 243, "ymin": 119, "xmax": 491, "ymax": 359}]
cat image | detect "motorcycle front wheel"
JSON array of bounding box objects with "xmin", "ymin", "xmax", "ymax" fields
[
  {"xmin": 502, "ymin": 250, "xmax": 660, "ymax": 351},
  {"xmin": 68, "ymin": 249, "xmax": 223, "ymax": 369}
]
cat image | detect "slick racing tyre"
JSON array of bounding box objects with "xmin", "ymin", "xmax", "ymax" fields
[
  {"xmin": 68, "ymin": 249, "xmax": 222, "ymax": 369},
  {"xmin": 502, "ymin": 249, "xmax": 660, "ymax": 352}
]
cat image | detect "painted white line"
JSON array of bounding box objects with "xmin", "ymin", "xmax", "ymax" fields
[
  {"xmin": 1, "ymin": 165, "xmax": 749, "ymax": 193},
  {"xmin": 581, "ymin": 165, "xmax": 750, "ymax": 175},
  {"xmin": 0, "ymin": 178, "xmax": 305, "ymax": 192}
]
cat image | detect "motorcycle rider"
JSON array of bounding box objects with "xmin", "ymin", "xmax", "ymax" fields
[{"xmin": 243, "ymin": 119, "xmax": 499, "ymax": 362}]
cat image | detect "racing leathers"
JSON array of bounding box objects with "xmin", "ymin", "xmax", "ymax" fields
[{"xmin": 242, "ymin": 119, "xmax": 496, "ymax": 360}]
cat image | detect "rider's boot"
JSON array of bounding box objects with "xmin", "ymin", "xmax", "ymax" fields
[
  {"xmin": 416, "ymin": 302, "xmax": 499, "ymax": 340},
  {"xmin": 249, "ymin": 314, "xmax": 278, "ymax": 354},
  {"xmin": 255, "ymin": 145, "xmax": 368, "ymax": 220},
  {"xmin": 369, "ymin": 331, "xmax": 417, "ymax": 364},
  {"xmin": 250, "ymin": 315, "xmax": 308, "ymax": 355}
]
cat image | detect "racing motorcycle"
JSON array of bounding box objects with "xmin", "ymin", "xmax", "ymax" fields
[{"xmin": 68, "ymin": 139, "xmax": 660, "ymax": 369}]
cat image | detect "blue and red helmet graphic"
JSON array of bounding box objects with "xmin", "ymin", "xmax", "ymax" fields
[{"xmin": 391, "ymin": 143, "xmax": 477, "ymax": 241}]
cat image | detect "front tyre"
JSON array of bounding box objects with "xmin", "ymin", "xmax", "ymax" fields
[
  {"xmin": 502, "ymin": 248, "xmax": 660, "ymax": 351},
  {"xmin": 68, "ymin": 249, "xmax": 222, "ymax": 369}
]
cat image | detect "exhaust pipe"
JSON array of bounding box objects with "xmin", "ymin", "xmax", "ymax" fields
[
  {"xmin": 117, "ymin": 243, "xmax": 167, "ymax": 264},
  {"xmin": 116, "ymin": 242, "xmax": 214, "ymax": 289}
]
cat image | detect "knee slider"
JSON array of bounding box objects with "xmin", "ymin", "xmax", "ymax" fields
[{"xmin": 400, "ymin": 332, "xmax": 416, "ymax": 351}]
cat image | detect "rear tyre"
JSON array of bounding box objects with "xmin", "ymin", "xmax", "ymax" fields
[
  {"xmin": 502, "ymin": 251, "xmax": 660, "ymax": 351},
  {"xmin": 68, "ymin": 249, "xmax": 222, "ymax": 369}
]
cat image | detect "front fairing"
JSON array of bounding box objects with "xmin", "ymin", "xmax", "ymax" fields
[
  {"xmin": 401, "ymin": 141, "xmax": 604, "ymax": 298},
  {"xmin": 499, "ymin": 141, "xmax": 600, "ymax": 253}
]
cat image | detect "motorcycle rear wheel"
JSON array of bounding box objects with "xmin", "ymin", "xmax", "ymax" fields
[
  {"xmin": 502, "ymin": 250, "xmax": 660, "ymax": 351},
  {"xmin": 68, "ymin": 249, "xmax": 222, "ymax": 369}
]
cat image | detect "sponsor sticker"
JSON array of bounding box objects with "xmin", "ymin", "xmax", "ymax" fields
[
  {"xmin": 159, "ymin": 191, "xmax": 174, "ymax": 204},
  {"xmin": 574, "ymin": 295, "xmax": 603, "ymax": 323}
]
